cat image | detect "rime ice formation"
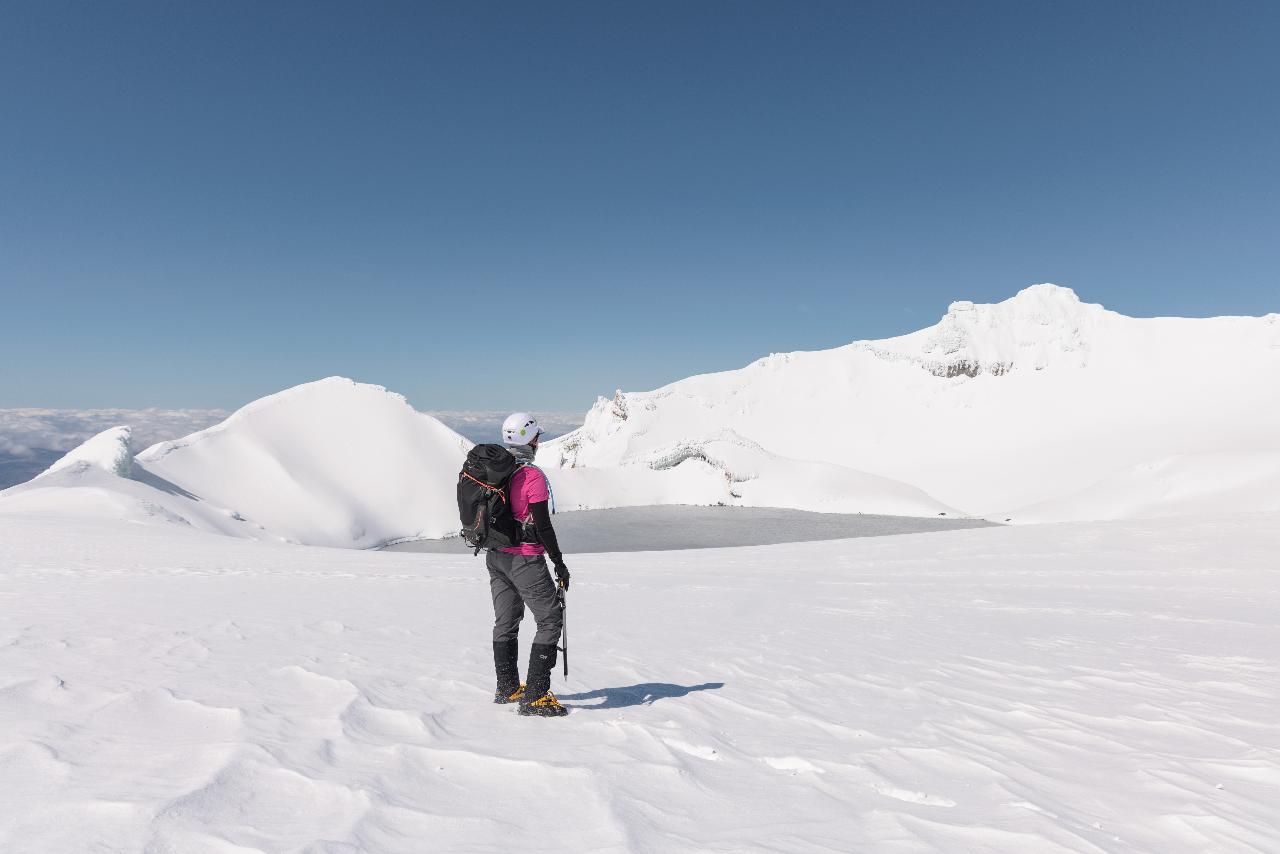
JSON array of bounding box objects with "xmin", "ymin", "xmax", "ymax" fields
[
  {"xmin": 40, "ymin": 426, "xmax": 135, "ymax": 479},
  {"xmin": 860, "ymin": 284, "xmax": 1103, "ymax": 377}
]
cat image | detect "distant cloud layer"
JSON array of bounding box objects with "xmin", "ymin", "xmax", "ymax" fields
[
  {"xmin": 0, "ymin": 409, "xmax": 228, "ymax": 490},
  {"xmin": 0, "ymin": 408, "xmax": 583, "ymax": 458},
  {"xmin": 425, "ymin": 411, "xmax": 583, "ymax": 445},
  {"xmin": 0, "ymin": 409, "xmax": 231, "ymax": 457}
]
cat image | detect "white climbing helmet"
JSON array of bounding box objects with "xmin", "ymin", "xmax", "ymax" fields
[{"xmin": 502, "ymin": 412, "xmax": 543, "ymax": 446}]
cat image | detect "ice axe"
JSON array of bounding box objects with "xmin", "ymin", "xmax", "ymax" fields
[{"xmin": 557, "ymin": 581, "xmax": 568, "ymax": 681}]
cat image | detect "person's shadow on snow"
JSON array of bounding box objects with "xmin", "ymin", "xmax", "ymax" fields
[{"xmin": 560, "ymin": 682, "xmax": 723, "ymax": 710}]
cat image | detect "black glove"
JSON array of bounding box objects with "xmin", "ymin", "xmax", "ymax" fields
[{"xmin": 553, "ymin": 560, "xmax": 570, "ymax": 590}]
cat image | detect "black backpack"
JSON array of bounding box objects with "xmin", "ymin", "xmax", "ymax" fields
[{"xmin": 457, "ymin": 444, "xmax": 520, "ymax": 554}]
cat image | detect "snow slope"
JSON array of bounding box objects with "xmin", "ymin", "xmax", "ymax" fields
[
  {"xmin": 0, "ymin": 426, "xmax": 273, "ymax": 539},
  {"xmin": 0, "ymin": 376, "xmax": 956, "ymax": 548},
  {"xmin": 135, "ymin": 377, "xmax": 473, "ymax": 548},
  {"xmin": 548, "ymin": 431, "xmax": 957, "ymax": 516},
  {"xmin": 126, "ymin": 377, "xmax": 955, "ymax": 534},
  {"xmin": 39, "ymin": 425, "xmax": 135, "ymax": 479},
  {"xmin": 547, "ymin": 285, "xmax": 1280, "ymax": 518},
  {"xmin": 0, "ymin": 378, "xmax": 474, "ymax": 549},
  {"xmin": 0, "ymin": 464, "xmax": 274, "ymax": 539},
  {"xmin": 2, "ymin": 509, "xmax": 1277, "ymax": 852},
  {"xmin": 1010, "ymin": 451, "xmax": 1280, "ymax": 523}
]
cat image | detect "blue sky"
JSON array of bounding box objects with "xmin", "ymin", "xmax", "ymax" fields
[{"xmin": 2, "ymin": 1, "xmax": 1277, "ymax": 411}]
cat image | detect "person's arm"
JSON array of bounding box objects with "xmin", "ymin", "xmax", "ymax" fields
[
  {"xmin": 528, "ymin": 500, "xmax": 561, "ymax": 563},
  {"xmin": 529, "ymin": 499, "xmax": 569, "ymax": 587}
]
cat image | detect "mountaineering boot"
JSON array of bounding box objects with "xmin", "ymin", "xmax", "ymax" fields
[
  {"xmin": 520, "ymin": 689, "xmax": 565, "ymax": 716},
  {"xmin": 518, "ymin": 642, "xmax": 567, "ymax": 717},
  {"xmin": 497, "ymin": 684, "xmax": 525, "ymax": 704},
  {"xmin": 493, "ymin": 639, "xmax": 523, "ymax": 704}
]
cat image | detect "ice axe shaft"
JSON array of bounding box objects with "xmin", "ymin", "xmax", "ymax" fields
[{"xmin": 558, "ymin": 583, "xmax": 568, "ymax": 680}]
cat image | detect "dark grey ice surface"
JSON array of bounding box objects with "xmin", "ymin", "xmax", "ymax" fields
[{"xmin": 381, "ymin": 505, "xmax": 997, "ymax": 554}]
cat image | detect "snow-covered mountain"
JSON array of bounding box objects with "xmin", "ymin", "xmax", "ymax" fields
[
  {"xmin": 546, "ymin": 284, "xmax": 1280, "ymax": 518},
  {"xmin": 0, "ymin": 376, "xmax": 958, "ymax": 548},
  {"xmin": 0, "ymin": 378, "xmax": 474, "ymax": 548},
  {"xmin": 135, "ymin": 378, "xmax": 473, "ymax": 547},
  {"xmin": 2, "ymin": 285, "xmax": 1275, "ymax": 546},
  {"xmin": 545, "ymin": 432, "xmax": 956, "ymax": 517}
]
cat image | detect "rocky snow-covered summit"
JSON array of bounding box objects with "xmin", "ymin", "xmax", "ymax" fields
[
  {"xmin": 861, "ymin": 284, "xmax": 1107, "ymax": 377},
  {"xmin": 546, "ymin": 285, "xmax": 1280, "ymax": 516}
]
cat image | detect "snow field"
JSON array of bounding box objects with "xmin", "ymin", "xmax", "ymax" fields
[{"xmin": 2, "ymin": 512, "xmax": 1278, "ymax": 852}]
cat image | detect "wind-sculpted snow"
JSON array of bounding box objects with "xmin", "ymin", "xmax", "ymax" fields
[
  {"xmin": 629, "ymin": 431, "xmax": 956, "ymax": 514},
  {"xmin": 134, "ymin": 377, "xmax": 473, "ymax": 548},
  {"xmin": 2, "ymin": 511, "xmax": 1277, "ymax": 851},
  {"xmin": 39, "ymin": 425, "xmax": 134, "ymax": 479},
  {"xmin": 864, "ymin": 283, "xmax": 1104, "ymax": 377},
  {"xmin": 0, "ymin": 377, "xmax": 474, "ymax": 548},
  {"xmin": 543, "ymin": 428, "xmax": 955, "ymax": 516},
  {"xmin": 547, "ymin": 285, "xmax": 1280, "ymax": 518},
  {"xmin": 0, "ymin": 463, "xmax": 275, "ymax": 538}
]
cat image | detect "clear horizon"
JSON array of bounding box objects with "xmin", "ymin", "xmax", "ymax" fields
[{"xmin": 3, "ymin": 3, "xmax": 1278, "ymax": 410}]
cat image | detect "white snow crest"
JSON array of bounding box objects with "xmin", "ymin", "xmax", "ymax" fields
[
  {"xmin": 863, "ymin": 284, "xmax": 1107, "ymax": 377},
  {"xmin": 137, "ymin": 376, "xmax": 408, "ymax": 461},
  {"xmin": 134, "ymin": 376, "xmax": 474, "ymax": 548},
  {"xmin": 544, "ymin": 285, "xmax": 1280, "ymax": 519},
  {"xmin": 40, "ymin": 426, "xmax": 134, "ymax": 479}
]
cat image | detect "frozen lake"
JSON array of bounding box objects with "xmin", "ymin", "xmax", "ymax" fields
[{"xmin": 381, "ymin": 505, "xmax": 996, "ymax": 554}]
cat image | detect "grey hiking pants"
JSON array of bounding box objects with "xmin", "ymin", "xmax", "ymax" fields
[{"xmin": 487, "ymin": 550, "xmax": 563, "ymax": 646}]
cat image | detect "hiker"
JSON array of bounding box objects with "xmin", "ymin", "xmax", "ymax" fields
[{"xmin": 488, "ymin": 412, "xmax": 570, "ymax": 717}]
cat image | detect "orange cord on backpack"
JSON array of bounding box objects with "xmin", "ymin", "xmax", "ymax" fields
[{"xmin": 460, "ymin": 471, "xmax": 507, "ymax": 505}]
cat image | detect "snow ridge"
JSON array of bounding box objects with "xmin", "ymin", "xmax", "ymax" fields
[
  {"xmin": 861, "ymin": 284, "xmax": 1106, "ymax": 377},
  {"xmin": 40, "ymin": 426, "xmax": 134, "ymax": 479},
  {"xmin": 134, "ymin": 377, "xmax": 474, "ymax": 548},
  {"xmin": 6, "ymin": 286, "xmax": 1279, "ymax": 540},
  {"xmin": 3, "ymin": 378, "xmax": 475, "ymax": 548},
  {"xmin": 547, "ymin": 284, "xmax": 1280, "ymax": 518}
]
